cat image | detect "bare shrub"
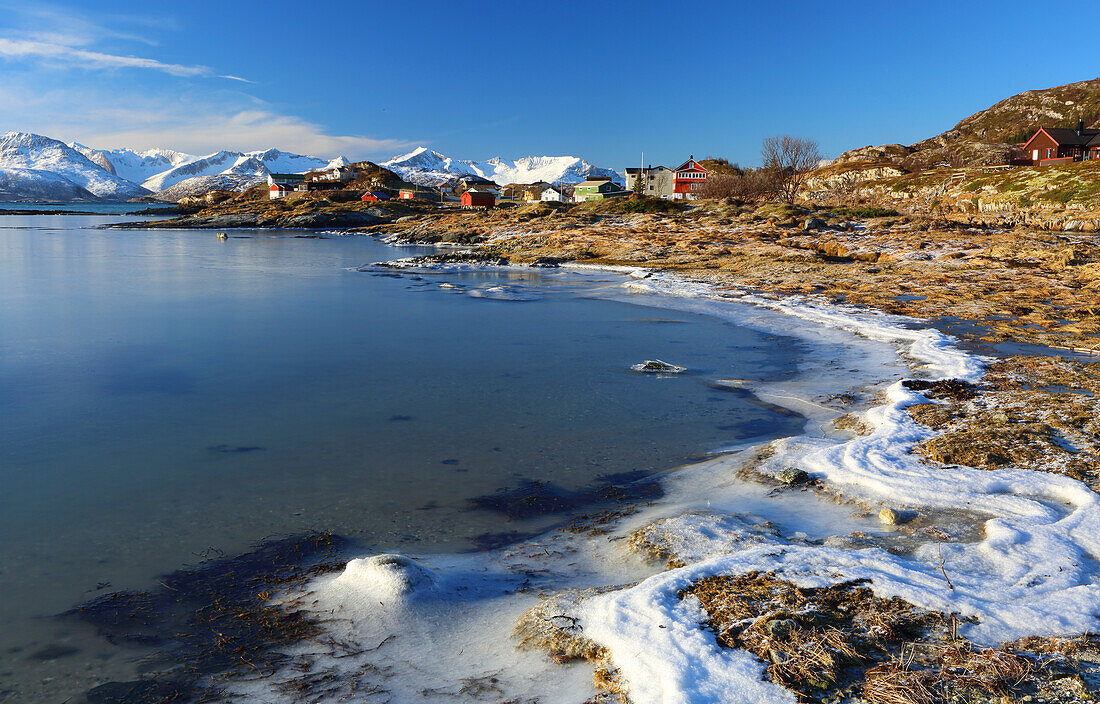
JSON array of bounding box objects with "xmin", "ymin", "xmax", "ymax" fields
[
  {"xmin": 699, "ymin": 169, "xmax": 779, "ymax": 201},
  {"xmin": 762, "ymin": 135, "xmax": 822, "ymax": 203}
]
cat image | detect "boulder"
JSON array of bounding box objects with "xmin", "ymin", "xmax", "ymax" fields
[
  {"xmin": 632, "ymin": 359, "xmax": 687, "ymax": 373},
  {"xmin": 776, "ymin": 467, "xmax": 810, "ymax": 485}
]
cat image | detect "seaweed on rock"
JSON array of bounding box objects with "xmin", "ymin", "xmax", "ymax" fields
[{"xmin": 70, "ymin": 532, "xmax": 347, "ymax": 703}]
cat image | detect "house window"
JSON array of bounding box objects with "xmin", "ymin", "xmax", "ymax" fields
[{"xmin": 1047, "ymin": 148, "xmax": 1053, "ymax": 159}]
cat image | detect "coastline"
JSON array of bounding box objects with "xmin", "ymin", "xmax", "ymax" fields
[
  {"xmin": 44, "ymin": 207, "xmax": 1100, "ymax": 702},
  {"xmin": 219, "ymin": 255, "xmax": 1100, "ymax": 703}
]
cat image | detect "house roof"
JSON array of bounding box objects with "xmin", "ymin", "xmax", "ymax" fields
[
  {"xmin": 1041, "ymin": 127, "xmax": 1100, "ymax": 147},
  {"xmin": 625, "ymin": 166, "xmax": 669, "ymax": 174},
  {"xmin": 673, "ymin": 159, "xmax": 708, "ymax": 173},
  {"xmin": 458, "ymin": 175, "xmax": 497, "ymax": 184},
  {"xmin": 576, "ymin": 178, "xmax": 616, "ymax": 188},
  {"xmin": 465, "ymin": 188, "xmax": 495, "ymax": 195}
]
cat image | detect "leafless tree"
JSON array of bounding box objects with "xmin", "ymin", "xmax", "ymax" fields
[{"xmin": 761, "ymin": 135, "xmax": 822, "ymax": 203}]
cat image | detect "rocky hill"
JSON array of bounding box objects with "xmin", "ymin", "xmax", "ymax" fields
[
  {"xmin": 936, "ymin": 77, "xmax": 1100, "ymax": 146},
  {"xmin": 828, "ymin": 78, "xmax": 1100, "ymax": 173}
]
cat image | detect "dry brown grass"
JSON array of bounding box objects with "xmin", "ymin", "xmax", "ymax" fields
[
  {"xmin": 906, "ymin": 356, "xmax": 1100, "ymax": 489},
  {"xmin": 862, "ymin": 655, "xmax": 937, "ymax": 704},
  {"xmin": 681, "ymin": 572, "xmax": 943, "ymax": 700}
]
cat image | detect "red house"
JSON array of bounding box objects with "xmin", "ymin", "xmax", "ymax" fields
[
  {"xmin": 673, "ymin": 157, "xmax": 709, "ymax": 199},
  {"xmin": 461, "ymin": 189, "xmax": 495, "ymax": 208},
  {"xmin": 360, "ymin": 191, "xmax": 391, "ymax": 202},
  {"xmin": 269, "ymin": 184, "xmax": 293, "ymax": 200},
  {"xmin": 1022, "ymin": 121, "xmax": 1100, "ymax": 165},
  {"xmin": 398, "ymin": 188, "xmax": 416, "ymax": 200}
]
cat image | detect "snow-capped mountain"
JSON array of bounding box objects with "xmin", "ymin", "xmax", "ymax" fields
[
  {"xmin": 0, "ymin": 132, "xmax": 151, "ymax": 200},
  {"xmin": 0, "ymin": 131, "xmax": 350, "ymax": 201},
  {"xmin": 382, "ymin": 147, "xmax": 622, "ymax": 186},
  {"xmin": 70, "ymin": 143, "xmax": 198, "ymax": 185},
  {"xmin": 141, "ymin": 148, "xmax": 345, "ymax": 193}
]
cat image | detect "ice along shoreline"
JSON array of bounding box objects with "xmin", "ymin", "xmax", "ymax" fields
[{"xmin": 218, "ymin": 259, "xmax": 1100, "ymax": 703}]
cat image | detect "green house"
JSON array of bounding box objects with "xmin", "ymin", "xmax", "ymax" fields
[{"xmin": 574, "ymin": 177, "xmax": 626, "ymax": 202}]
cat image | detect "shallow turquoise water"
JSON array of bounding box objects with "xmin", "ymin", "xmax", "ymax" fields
[{"xmin": 0, "ymin": 215, "xmax": 807, "ymax": 700}]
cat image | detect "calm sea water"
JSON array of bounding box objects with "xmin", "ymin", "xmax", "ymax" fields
[
  {"xmin": 0, "ymin": 201, "xmax": 175, "ymax": 215},
  {"xmin": 0, "ymin": 212, "xmax": 807, "ymax": 701}
]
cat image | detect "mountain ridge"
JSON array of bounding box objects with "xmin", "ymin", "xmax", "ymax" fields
[
  {"xmin": 382, "ymin": 146, "xmax": 623, "ymax": 187},
  {"xmin": 0, "ymin": 131, "xmax": 348, "ymax": 202}
]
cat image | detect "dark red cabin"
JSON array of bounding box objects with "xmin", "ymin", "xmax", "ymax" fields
[{"xmin": 461, "ymin": 189, "xmax": 495, "ymax": 208}]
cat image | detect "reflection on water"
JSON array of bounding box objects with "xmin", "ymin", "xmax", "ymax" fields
[{"xmin": 0, "ymin": 217, "xmax": 807, "ymax": 702}]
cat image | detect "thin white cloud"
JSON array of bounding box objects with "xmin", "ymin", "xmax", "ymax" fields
[
  {"xmin": 0, "ymin": 79, "xmax": 416, "ymax": 160},
  {"xmin": 0, "ymin": 38, "xmax": 244, "ymax": 80},
  {"xmin": 0, "ymin": 1, "xmax": 163, "ymax": 46}
]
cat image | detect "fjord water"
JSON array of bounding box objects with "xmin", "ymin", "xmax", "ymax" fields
[{"xmin": 0, "ymin": 212, "xmax": 805, "ymax": 699}]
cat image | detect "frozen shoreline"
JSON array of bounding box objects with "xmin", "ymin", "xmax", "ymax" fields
[{"xmin": 233, "ymin": 264, "xmax": 1100, "ymax": 703}]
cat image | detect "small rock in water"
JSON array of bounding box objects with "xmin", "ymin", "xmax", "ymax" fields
[
  {"xmin": 632, "ymin": 359, "xmax": 687, "ymax": 373},
  {"xmin": 776, "ymin": 468, "xmax": 810, "ymax": 485},
  {"xmin": 878, "ymin": 507, "xmax": 909, "ymax": 525}
]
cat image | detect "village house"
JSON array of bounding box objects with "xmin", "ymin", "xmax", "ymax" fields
[
  {"xmin": 267, "ymin": 173, "xmax": 307, "ymax": 199},
  {"xmin": 398, "ymin": 188, "xmax": 417, "ymax": 200},
  {"xmin": 269, "ymin": 183, "xmax": 293, "ymax": 199},
  {"xmin": 573, "ymin": 176, "xmax": 627, "ymax": 202},
  {"xmin": 540, "ymin": 186, "xmax": 565, "ymax": 202},
  {"xmin": 360, "ymin": 191, "xmax": 391, "ymax": 202},
  {"xmin": 522, "ymin": 182, "xmax": 553, "ymax": 202},
  {"xmin": 311, "ymin": 165, "xmax": 359, "ymax": 183},
  {"xmin": 461, "ymin": 188, "xmax": 496, "ymax": 208},
  {"xmin": 1022, "ymin": 121, "xmax": 1100, "ymax": 165},
  {"xmin": 625, "ymin": 165, "xmax": 675, "ymax": 198},
  {"xmin": 455, "ymin": 175, "xmax": 500, "ymax": 195},
  {"xmin": 672, "ymin": 157, "xmax": 709, "ymax": 199}
]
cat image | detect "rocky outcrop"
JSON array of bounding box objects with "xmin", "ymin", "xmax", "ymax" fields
[
  {"xmin": 128, "ymin": 210, "xmax": 386, "ymax": 230},
  {"xmin": 833, "ymin": 144, "xmax": 913, "ymax": 164}
]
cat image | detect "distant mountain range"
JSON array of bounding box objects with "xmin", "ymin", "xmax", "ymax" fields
[
  {"xmin": 0, "ymin": 131, "xmax": 346, "ymax": 202},
  {"xmin": 382, "ymin": 147, "xmax": 623, "ymax": 187},
  {"xmin": 0, "ymin": 132, "xmax": 623, "ymax": 202}
]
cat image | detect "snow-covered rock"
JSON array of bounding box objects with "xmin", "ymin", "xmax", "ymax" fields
[
  {"xmin": 153, "ymin": 173, "xmax": 266, "ymax": 202},
  {"xmin": 383, "ymin": 146, "xmax": 622, "ymax": 187},
  {"xmin": 0, "ymin": 132, "xmax": 150, "ymax": 200}
]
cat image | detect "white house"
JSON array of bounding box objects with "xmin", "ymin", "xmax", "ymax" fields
[
  {"xmin": 625, "ymin": 165, "xmax": 675, "ymax": 198},
  {"xmin": 540, "ymin": 187, "xmax": 563, "ymax": 202}
]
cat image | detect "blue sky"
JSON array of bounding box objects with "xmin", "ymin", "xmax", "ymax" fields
[{"xmin": 0, "ymin": 0, "xmax": 1095, "ymax": 168}]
